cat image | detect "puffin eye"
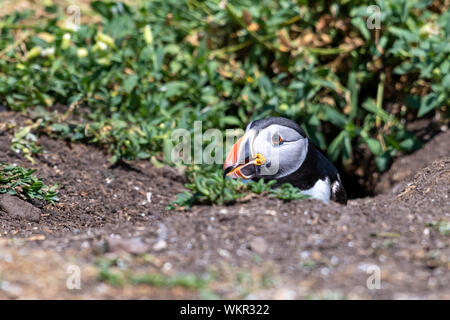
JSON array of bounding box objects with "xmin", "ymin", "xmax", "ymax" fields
[{"xmin": 271, "ymin": 133, "xmax": 283, "ymax": 146}]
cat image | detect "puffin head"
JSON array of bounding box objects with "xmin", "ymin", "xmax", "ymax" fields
[{"xmin": 223, "ymin": 117, "xmax": 309, "ymax": 180}]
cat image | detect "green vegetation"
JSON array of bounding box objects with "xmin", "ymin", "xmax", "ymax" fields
[
  {"xmin": 233, "ymin": 269, "xmax": 277, "ymax": 298},
  {"xmin": 269, "ymin": 183, "xmax": 310, "ymax": 200},
  {"xmin": 10, "ymin": 123, "xmax": 43, "ymax": 163},
  {"xmin": 130, "ymin": 273, "xmax": 207, "ymax": 289},
  {"xmin": 97, "ymin": 258, "xmax": 210, "ymax": 289},
  {"xmin": 166, "ymin": 166, "xmax": 308, "ymax": 210},
  {"xmin": 0, "ymin": 0, "xmax": 448, "ymax": 205},
  {"xmin": 426, "ymin": 220, "xmax": 450, "ymax": 236},
  {"xmin": 0, "ymin": 163, "xmax": 59, "ymax": 203}
]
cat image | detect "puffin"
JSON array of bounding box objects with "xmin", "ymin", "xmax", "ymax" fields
[{"xmin": 223, "ymin": 117, "xmax": 347, "ymax": 204}]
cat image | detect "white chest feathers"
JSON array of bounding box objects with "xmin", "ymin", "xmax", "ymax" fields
[{"xmin": 301, "ymin": 177, "xmax": 331, "ymax": 203}]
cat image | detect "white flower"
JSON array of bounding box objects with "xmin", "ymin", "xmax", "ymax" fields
[
  {"xmin": 61, "ymin": 33, "xmax": 72, "ymax": 49},
  {"xmin": 219, "ymin": 0, "xmax": 227, "ymax": 9},
  {"xmin": 97, "ymin": 41, "xmax": 108, "ymax": 51},
  {"xmin": 41, "ymin": 47, "xmax": 55, "ymax": 57},
  {"xmin": 65, "ymin": 20, "xmax": 80, "ymax": 32}
]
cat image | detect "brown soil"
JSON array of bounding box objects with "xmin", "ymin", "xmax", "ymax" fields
[
  {"xmin": 0, "ymin": 111, "xmax": 449, "ymax": 299},
  {"xmin": 377, "ymin": 129, "xmax": 450, "ymax": 194}
]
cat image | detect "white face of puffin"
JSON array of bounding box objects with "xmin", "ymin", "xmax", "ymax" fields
[{"xmin": 224, "ymin": 124, "xmax": 308, "ymax": 180}]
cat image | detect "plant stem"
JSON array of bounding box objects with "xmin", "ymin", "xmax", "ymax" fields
[
  {"xmin": 225, "ymin": 3, "xmax": 273, "ymax": 51},
  {"xmin": 0, "ymin": 30, "xmax": 32, "ymax": 60},
  {"xmin": 376, "ymin": 73, "xmax": 385, "ymax": 127}
]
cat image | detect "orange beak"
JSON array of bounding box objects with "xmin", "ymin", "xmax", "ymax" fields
[
  {"xmin": 223, "ymin": 132, "xmax": 265, "ymax": 179},
  {"xmin": 223, "ymin": 136, "xmax": 247, "ymax": 179}
]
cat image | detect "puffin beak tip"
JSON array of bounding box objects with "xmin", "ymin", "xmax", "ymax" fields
[
  {"xmin": 223, "ymin": 132, "xmax": 261, "ymax": 180},
  {"xmin": 223, "ymin": 135, "xmax": 244, "ymax": 178}
]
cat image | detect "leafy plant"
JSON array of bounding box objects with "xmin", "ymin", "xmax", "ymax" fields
[
  {"xmin": 167, "ymin": 166, "xmax": 248, "ymax": 209},
  {"xmin": 97, "ymin": 259, "xmax": 126, "ymax": 287},
  {"xmin": 97, "ymin": 258, "xmax": 209, "ymax": 289},
  {"xmin": 10, "ymin": 124, "xmax": 43, "ymax": 163},
  {"xmin": 167, "ymin": 166, "xmax": 309, "ymax": 210},
  {"xmin": 269, "ymin": 183, "xmax": 310, "ymax": 201},
  {"xmin": 426, "ymin": 221, "xmax": 450, "ymax": 236},
  {"xmin": 0, "ymin": 0, "xmax": 448, "ymax": 189},
  {"xmin": 130, "ymin": 273, "xmax": 208, "ymax": 289},
  {"xmin": 247, "ymin": 179, "xmax": 277, "ymax": 194},
  {"xmin": 0, "ymin": 163, "xmax": 59, "ymax": 204}
]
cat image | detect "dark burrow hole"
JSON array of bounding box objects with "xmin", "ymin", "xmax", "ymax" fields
[
  {"xmin": 338, "ymin": 167, "xmax": 376, "ymax": 200},
  {"xmin": 334, "ymin": 120, "xmax": 443, "ymax": 200}
]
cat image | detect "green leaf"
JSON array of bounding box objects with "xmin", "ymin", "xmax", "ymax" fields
[
  {"xmin": 418, "ymin": 93, "xmax": 439, "ymax": 117},
  {"xmin": 91, "ymin": 1, "xmax": 113, "ymax": 19},
  {"xmin": 365, "ymin": 138, "xmax": 382, "ymax": 156},
  {"xmin": 327, "ymin": 132, "xmax": 345, "ymax": 162},
  {"xmin": 375, "ymin": 153, "xmax": 392, "ymax": 172},
  {"xmin": 123, "ymin": 74, "xmax": 139, "ymax": 93}
]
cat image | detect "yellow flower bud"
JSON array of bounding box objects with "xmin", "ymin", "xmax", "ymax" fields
[
  {"xmin": 96, "ymin": 32, "xmax": 115, "ymax": 48},
  {"xmin": 143, "ymin": 25, "xmax": 153, "ymax": 45},
  {"xmin": 37, "ymin": 32, "xmax": 55, "ymax": 43},
  {"xmin": 77, "ymin": 48, "xmax": 89, "ymax": 58},
  {"xmin": 96, "ymin": 57, "xmax": 111, "ymax": 65},
  {"xmin": 61, "ymin": 33, "xmax": 71, "ymax": 49},
  {"xmin": 25, "ymin": 46, "xmax": 42, "ymax": 61}
]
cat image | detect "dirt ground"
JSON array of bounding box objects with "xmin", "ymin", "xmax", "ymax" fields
[{"xmin": 0, "ymin": 110, "xmax": 449, "ymax": 299}]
